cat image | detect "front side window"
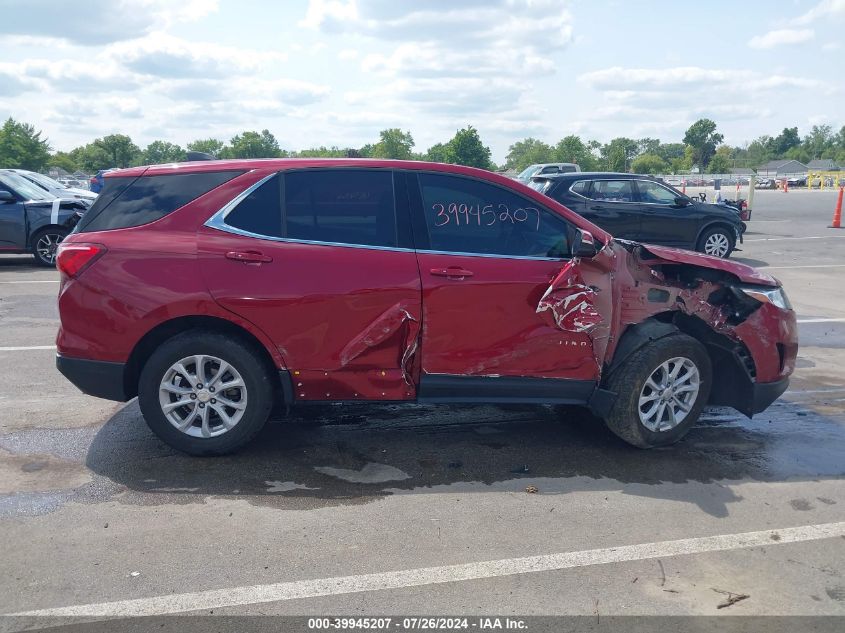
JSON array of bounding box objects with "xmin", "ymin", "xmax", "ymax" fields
[
  {"xmin": 637, "ymin": 180, "xmax": 679, "ymax": 205},
  {"xmin": 418, "ymin": 173, "xmax": 572, "ymax": 258},
  {"xmin": 588, "ymin": 180, "xmax": 634, "ymax": 203}
]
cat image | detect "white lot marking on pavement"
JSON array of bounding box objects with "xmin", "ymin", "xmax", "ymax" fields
[
  {"xmin": 745, "ymin": 235, "xmax": 845, "ymax": 242},
  {"xmin": 0, "ymin": 279, "xmax": 60, "ymax": 284},
  {"xmin": 759, "ymin": 264, "xmax": 845, "ymax": 270},
  {"xmin": 11, "ymin": 521, "xmax": 845, "ymax": 617},
  {"xmin": 0, "ymin": 345, "xmax": 56, "ymax": 351},
  {"xmin": 797, "ymin": 318, "xmax": 845, "ymax": 324}
]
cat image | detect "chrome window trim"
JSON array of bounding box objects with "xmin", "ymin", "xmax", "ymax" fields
[
  {"xmin": 205, "ymin": 169, "xmax": 571, "ymax": 262},
  {"xmin": 567, "ymin": 179, "xmax": 592, "ymax": 201}
]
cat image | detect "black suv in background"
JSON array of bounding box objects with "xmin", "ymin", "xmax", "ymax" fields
[{"xmin": 529, "ymin": 173, "xmax": 745, "ymax": 258}]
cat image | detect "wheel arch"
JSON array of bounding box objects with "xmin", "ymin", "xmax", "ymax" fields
[
  {"xmin": 123, "ymin": 315, "xmax": 289, "ymax": 405},
  {"xmin": 694, "ymin": 221, "xmax": 737, "ymax": 250},
  {"xmin": 592, "ymin": 313, "xmax": 756, "ymax": 417},
  {"xmin": 27, "ymin": 223, "xmax": 69, "ymax": 249}
]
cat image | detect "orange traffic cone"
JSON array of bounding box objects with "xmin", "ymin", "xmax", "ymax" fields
[{"xmin": 830, "ymin": 186, "xmax": 844, "ymax": 229}]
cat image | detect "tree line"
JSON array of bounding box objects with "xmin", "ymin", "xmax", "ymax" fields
[
  {"xmin": 1, "ymin": 116, "xmax": 844, "ymax": 176},
  {"xmin": 0, "ymin": 119, "xmax": 493, "ymax": 174}
]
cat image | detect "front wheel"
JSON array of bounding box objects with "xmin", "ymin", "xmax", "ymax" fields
[
  {"xmin": 602, "ymin": 334, "xmax": 712, "ymax": 448},
  {"xmin": 31, "ymin": 228, "xmax": 68, "ymax": 267},
  {"xmin": 697, "ymin": 226, "xmax": 735, "ymax": 258},
  {"xmin": 138, "ymin": 331, "xmax": 274, "ymax": 456}
]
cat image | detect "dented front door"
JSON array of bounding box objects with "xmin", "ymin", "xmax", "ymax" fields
[{"xmin": 410, "ymin": 172, "xmax": 604, "ymax": 382}]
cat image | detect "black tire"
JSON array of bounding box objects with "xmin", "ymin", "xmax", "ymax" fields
[
  {"xmin": 602, "ymin": 334, "xmax": 712, "ymax": 449},
  {"xmin": 31, "ymin": 227, "xmax": 68, "ymax": 267},
  {"xmin": 138, "ymin": 331, "xmax": 274, "ymax": 456},
  {"xmin": 696, "ymin": 225, "xmax": 735, "ymax": 258}
]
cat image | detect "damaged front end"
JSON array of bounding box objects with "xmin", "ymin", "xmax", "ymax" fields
[{"xmin": 590, "ymin": 240, "xmax": 797, "ymax": 418}]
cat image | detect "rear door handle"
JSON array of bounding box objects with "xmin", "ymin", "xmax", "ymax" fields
[
  {"xmin": 430, "ymin": 267, "xmax": 474, "ymax": 279},
  {"xmin": 225, "ymin": 250, "xmax": 273, "ymax": 263}
]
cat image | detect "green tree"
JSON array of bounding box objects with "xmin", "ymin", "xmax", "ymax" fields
[
  {"xmin": 371, "ymin": 128, "xmax": 415, "ymax": 160},
  {"xmin": 444, "ymin": 126, "xmax": 493, "ymax": 169},
  {"xmin": 707, "ymin": 153, "xmax": 731, "ymax": 174},
  {"xmin": 424, "ymin": 142, "xmax": 449, "ymax": 163},
  {"xmin": 296, "ymin": 146, "xmax": 350, "ymax": 158},
  {"xmin": 141, "ymin": 140, "xmax": 186, "ymax": 165},
  {"xmin": 631, "ymin": 153, "xmax": 669, "ymax": 174},
  {"xmin": 87, "ymin": 134, "xmax": 141, "ymax": 168},
  {"xmin": 504, "ymin": 137, "xmax": 553, "ymax": 171},
  {"xmin": 636, "ymin": 137, "xmax": 661, "ymax": 156},
  {"xmin": 769, "ymin": 127, "xmax": 800, "ymax": 156},
  {"xmin": 802, "ymin": 124, "xmax": 834, "ymax": 159},
  {"xmin": 600, "ymin": 137, "xmax": 638, "ymax": 172},
  {"xmin": 71, "ymin": 143, "xmax": 112, "ymax": 173},
  {"xmin": 553, "ymin": 135, "xmax": 598, "ymax": 171},
  {"xmin": 48, "ymin": 151, "xmax": 77, "ymax": 173},
  {"xmin": 655, "ymin": 142, "xmax": 686, "ymax": 163},
  {"xmin": 187, "ymin": 138, "xmax": 226, "ymax": 156},
  {"xmin": 221, "ymin": 130, "xmax": 282, "ymax": 159},
  {"xmin": 682, "ymin": 118, "xmax": 723, "ymax": 170},
  {"xmin": 0, "ymin": 118, "xmax": 52, "ymax": 171}
]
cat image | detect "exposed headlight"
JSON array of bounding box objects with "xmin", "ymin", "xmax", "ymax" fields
[{"xmin": 738, "ymin": 285, "xmax": 792, "ymax": 310}]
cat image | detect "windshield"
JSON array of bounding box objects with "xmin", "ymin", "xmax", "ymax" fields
[
  {"xmin": 0, "ymin": 172, "xmax": 55, "ymax": 200},
  {"xmin": 22, "ymin": 170, "xmax": 68, "ymax": 190},
  {"xmin": 517, "ymin": 165, "xmax": 542, "ymax": 180}
]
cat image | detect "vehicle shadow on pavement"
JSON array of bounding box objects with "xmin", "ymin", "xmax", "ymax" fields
[{"xmin": 84, "ymin": 398, "xmax": 845, "ymax": 518}]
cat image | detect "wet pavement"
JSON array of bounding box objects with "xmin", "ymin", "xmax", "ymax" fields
[{"xmin": 0, "ymin": 189, "xmax": 843, "ymax": 620}]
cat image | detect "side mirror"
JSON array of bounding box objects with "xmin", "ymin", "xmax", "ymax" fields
[
  {"xmin": 0, "ymin": 190, "xmax": 15, "ymax": 203},
  {"xmin": 674, "ymin": 196, "xmax": 691, "ymax": 206},
  {"xmin": 573, "ymin": 229, "xmax": 599, "ymax": 258}
]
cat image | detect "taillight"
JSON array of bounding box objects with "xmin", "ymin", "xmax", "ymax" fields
[{"xmin": 56, "ymin": 243, "xmax": 106, "ymax": 278}]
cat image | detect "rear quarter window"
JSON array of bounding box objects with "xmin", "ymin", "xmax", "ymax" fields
[{"xmin": 76, "ymin": 170, "xmax": 243, "ymax": 232}]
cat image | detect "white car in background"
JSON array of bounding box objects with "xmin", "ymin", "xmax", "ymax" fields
[
  {"xmin": 8, "ymin": 169, "xmax": 97, "ymax": 203},
  {"xmin": 515, "ymin": 163, "xmax": 581, "ymax": 183}
]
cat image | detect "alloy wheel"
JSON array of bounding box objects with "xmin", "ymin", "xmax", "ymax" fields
[
  {"xmin": 158, "ymin": 355, "xmax": 248, "ymax": 438},
  {"xmin": 36, "ymin": 233, "xmax": 64, "ymax": 265},
  {"xmin": 637, "ymin": 357, "xmax": 700, "ymax": 432}
]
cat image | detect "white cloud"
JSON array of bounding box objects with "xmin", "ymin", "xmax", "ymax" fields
[
  {"xmin": 823, "ymin": 41, "xmax": 841, "ymax": 50},
  {"xmin": 0, "ymin": 0, "xmax": 218, "ymax": 45},
  {"xmin": 108, "ymin": 33, "xmax": 286, "ymax": 79},
  {"xmin": 794, "ymin": 0, "xmax": 845, "ymax": 25},
  {"xmin": 748, "ymin": 28, "xmax": 814, "ymax": 49}
]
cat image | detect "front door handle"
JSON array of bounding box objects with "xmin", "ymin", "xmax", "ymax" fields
[
  {"xmin": 430, "ymin": 266, "xmax": 474, "ymax": 279},
  {"xmin": 225, "ymin": 250, "xmax": 273, "ymax": 263}
]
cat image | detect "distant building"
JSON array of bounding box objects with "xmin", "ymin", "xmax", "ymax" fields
[
  {"xmin": 807, "ymin": 159, "xmax": 839, "ymax": 171},
  {"xmin": 756, "ymin": 159, "xmax": 807, "ymax": 177}
]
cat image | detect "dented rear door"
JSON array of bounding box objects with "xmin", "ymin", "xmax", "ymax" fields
[
  {"xmin": 199, "ymin": 168, "xmax": 422, "ymax": 402},
  {"xmin": 408, "ymin": 171, "xmax": 605, "ymax": 386}
]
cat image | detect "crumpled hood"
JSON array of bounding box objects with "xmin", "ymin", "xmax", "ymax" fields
[{"xmin": 636, "ymin": 242, "xmax": 779, "ymax": 287}]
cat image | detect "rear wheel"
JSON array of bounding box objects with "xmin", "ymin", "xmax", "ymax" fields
[
  {"xmin": 138, "ymin": 331, "xmax": 274, "ymax": 455},
  {"xmin": 697, "ymin": 226, "xmax": 734, "ymax": 258},
  {"xmin": 602, "ymin": 334, "xmax": 711, "ymax": 448},
  {"xmin": 31, "ymin": 227, "xmax": 68, "ymax": 267}
]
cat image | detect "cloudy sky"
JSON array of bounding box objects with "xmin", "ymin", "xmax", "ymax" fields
[{"xmin": 0, "ymin": 0, "xmax": 842, "ymax": 162}]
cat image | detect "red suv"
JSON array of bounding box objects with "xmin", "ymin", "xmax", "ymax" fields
[{"xmin": 55, "ymin": 159, "xmax": 797, "ymax": 455}]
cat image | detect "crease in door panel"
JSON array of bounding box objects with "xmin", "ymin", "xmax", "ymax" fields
[{"xmin": 338, "ymin": 300, "xmax": 421, "ymax": 385}]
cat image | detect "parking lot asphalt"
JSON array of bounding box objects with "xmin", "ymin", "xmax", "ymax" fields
[{"xmin": 0, "ymin": 189, "xmax": 844, "ymax": 622}]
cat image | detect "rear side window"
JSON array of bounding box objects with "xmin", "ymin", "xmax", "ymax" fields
[
  {"xmin": 224, "ymin": 175, "xmax": 282, "ymax": 237},
  {"xmin": 570, "ymin": 180, "xmax": 589, "ymax": 196},
  {"xmin": 587, "ymin": 180, "xmax": 634, "ymax": 203},
  {"xmin": 77, "ymin": 171, "xmax": 243, "ymax": 232},
  {"xmin": 284, "ymin": 170, "xmax": 396, "ymax": 247},
  {"xmin": 220, "ymin": 169, "xmax": 397, "ymax": 248}
]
